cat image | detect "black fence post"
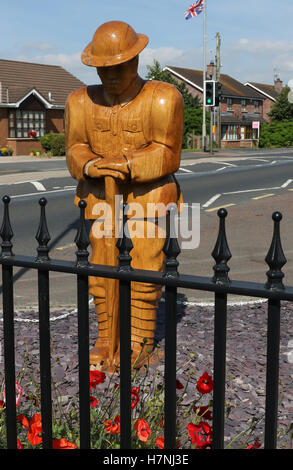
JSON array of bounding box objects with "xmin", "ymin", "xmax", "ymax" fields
[
  {"xmin": 0, "ymin": 196, "xmax": 17, "ymax": 449},
  {"xmin": 211, "ymin": 208, "xmax": 231, "ymax": 449},
  {"xmin": 264, "ymin": 212, "xmax": 286, "ymax": 449},
  {"xmin": 35, "ymin": 197, "xmax": 52, "ymax": 449},
  {"xmin": 117, "ymin": 203, "xmax": 133, "ymax": 449},
  {"xmin": 75, "ymin": 200, "xmax": 91, "ymax": 449},
  {"xmin": 163, "ymin": 205, "xmax": 180, "ymax": 450}
]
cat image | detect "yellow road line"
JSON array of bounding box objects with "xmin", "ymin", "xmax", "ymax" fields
[
  {"xmin": 205, "ymin": 203, "xmax": 235, "ymax": 212},
  {"xmin": 252, "ymin": 193, "xmax": 275, "ymax": 200}
]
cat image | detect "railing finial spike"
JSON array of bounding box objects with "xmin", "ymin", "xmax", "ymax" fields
[
  {"xmin": 35, "ymin": 197, "xmax": 51, "ymax": 261},
  {"xmin": 0, "ymin": 195, "xmax": 14, "ymax": 257},
  {"xmin": 75, "ymin": 200, "xmax": 90, "ymax": 266},
  {"xmin": 212, "ymin": 208, "xmax": 231, "ymax": 285},
  {"xmin": 265, "ymin": 211, "xmax": 286, "ymax": 290},
  {"xmin": 116, "ymin": 203, "xmax": 133, "ymax": 272},
  {"xmin": 163, "ymin": 204, "xmax": 181, "ymax": 277}
]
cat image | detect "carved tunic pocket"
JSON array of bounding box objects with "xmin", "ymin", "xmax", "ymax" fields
[
  {"xmin": 121, "ymin": 116, "xmax": 145, "ymax": 148},
  {"xmin": 91, "ymin": 116, "xmax": 111, "ymax": 156}
]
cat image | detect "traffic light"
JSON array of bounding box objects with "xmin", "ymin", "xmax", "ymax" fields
[
  {"xmin": 204, "ymin": 80, "xmax": 215, "ymax": 107},
  {"xmin": 215, "ymin": 82, "xmax": 222, "ymax": 106}
]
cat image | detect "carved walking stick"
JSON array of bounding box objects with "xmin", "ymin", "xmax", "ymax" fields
[{"xmin": 104, "ymin": 175, "xmax": 120, "ymax": 362}]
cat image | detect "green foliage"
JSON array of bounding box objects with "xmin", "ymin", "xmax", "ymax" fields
[
  {"xmin": 268, "ymin": 86, "xmax": 293, "ymax": 122},
  {"xmin": 146, "ymin": 59, "xmax": 201, "ymax": 108},
  {"xmin": 259, "ymin": 120, "xmax": 293, "ymax": 148},
  {"xmin": 40, "ymin": 133, "xmax": 65, "ymax": 156}
]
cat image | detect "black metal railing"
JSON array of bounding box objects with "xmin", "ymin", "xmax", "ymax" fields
[{"xmin": 0, "ymin": 195, "xmax": 292, "ymax": 450}]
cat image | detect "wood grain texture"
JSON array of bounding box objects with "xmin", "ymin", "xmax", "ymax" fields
[{"xmin": 65, "ymin": 21, "xmax": 184, "ymax": 370}]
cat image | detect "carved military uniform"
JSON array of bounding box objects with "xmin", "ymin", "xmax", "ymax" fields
[{"xmin": 65, "ymin": 21, "xmax": 184, "ymax": 369}]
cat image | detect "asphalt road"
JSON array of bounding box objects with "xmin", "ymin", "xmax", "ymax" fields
[{"xmin": 1, "ymin": 148, "xmax": 293, "ymax": 307}]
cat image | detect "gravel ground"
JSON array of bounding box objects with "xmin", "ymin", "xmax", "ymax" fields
[{"xmin": 0, "ymin": 295, "xmax": 292, "ymax": 449}]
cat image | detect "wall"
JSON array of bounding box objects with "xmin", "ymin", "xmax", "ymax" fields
[{"xmin": 0, "ymin": 108, "xmax": 8, "ymax": 146}]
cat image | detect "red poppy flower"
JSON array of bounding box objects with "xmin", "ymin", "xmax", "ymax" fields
[
  {"xmin": 196, "ymin": 372, "xmax": 214, "ymax": 394},
  {"xmin": 27, "ymin": 413, "xmax": 42, "ymax": 446},
  {"xmin": 131, "ymin": 387, "xmax": 139, "ymax": 409},
  {"xmin": 17, "ymin": 414, "xmax": 30, "ymax": 429},
  {"xmin": 134, "ymin": 419, "xmax": 152, "ymax": 442},
  {"xmin": 245, "ymin": 439, "xmax": 262, "ymax": 449},
  {"xmin": 176, "ymin": 379, "xmax": 184, "ymax": 390},
  {"xmin": 187, "ymin": 421, "xmax": 212, "ymax": 449},
  {"xmin": 52, "ymin": 438, "xmax": 77, "ymax": 449},
  {"xmin": 90, "ymin": 396, "xmax": 98, "ymax": 408},
  {"xmin": 0, "ymin": 400, "xmax": 5, "ymax": 408},
  {"xmin": 156, "ymin": 436, "xmax": 164, "ymax": 449},
  {"xmin": 17, "ymin": 439, "xmax": 23, "ymax": 449},
  {"xmin": 193, "ymin": 405, "xmax": 213, "ymax": 421},
  {"xmin": 103, "ymin": 415, "xmax": 120, "ymax": 434},
  {"xmin": 155, "ymin": 436, "xmax": 180, "ymax": 449},
  {"xmin": 89, "ymin": 370, "xmax": 106, "ymax": 389}
]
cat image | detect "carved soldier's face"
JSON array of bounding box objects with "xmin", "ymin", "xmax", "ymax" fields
[{"xmin": 97, "ymin": 56, "xmax": 138, "ymax": 96}]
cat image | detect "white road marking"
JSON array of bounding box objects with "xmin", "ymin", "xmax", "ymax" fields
[
  {"xmin": 202, "ymin": 194, "xmax": 221, "ymax": 208},
  {"xmin": 223, "ymin": 186, "xmax": 279, "ymax": 195},
  {"xmin": 216, "ymin": 167, "xmax": 227, "ymax": 172},
  {"xmin": 178, "ymin": 167, "xmax": 194, "ymax": 173},
  {"xmin": 10, "ymin": 187, "xmax": 75, "ymax": 199},
  {"xmin": 281, "ymin": 179, "xmax": 293, "ymax": 188},
  {"xmin": 30, "ymin": 181, "xmax": 46, "ymax": 191},
  {"xmin": 212, "ymin": 161, "xmax": 237, "ymax": 167}
]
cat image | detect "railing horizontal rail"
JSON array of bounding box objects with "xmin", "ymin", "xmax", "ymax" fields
[{"xmin": 1, "ymin": 254, "xmax": 293, "ymax": 300}]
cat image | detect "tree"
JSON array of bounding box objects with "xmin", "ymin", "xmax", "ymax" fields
[
  {"xmin": 146, "ymin": 59, "xmax": 201, "ymax": 108},
  {"xmin": 146, "ymin": 59, "xmax": 209, "ymax": 147},
  {"xmin": 268, "ymin": 86, "xmax": 293, "ymax": 121}
]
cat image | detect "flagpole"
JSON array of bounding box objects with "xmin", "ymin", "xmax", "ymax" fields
[{"xmin": 202, "ymin": 0, "xmax": 207, "ymax": 151}]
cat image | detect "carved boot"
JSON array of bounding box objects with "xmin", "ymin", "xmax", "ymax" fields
[{"xmin": 89, "ymin": 301, "xmax": 109, "ymax": 368}]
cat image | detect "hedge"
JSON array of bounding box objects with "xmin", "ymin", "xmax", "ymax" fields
[{"xmin": 259, "ymin": 120, "xmax": 293, "ymax": 148}]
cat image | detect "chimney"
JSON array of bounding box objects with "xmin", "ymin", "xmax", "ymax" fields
[
  {"xmin": 274, "ymin": 74, "xmax": 283, "ymax": 93},
  {"xmin": 206, "ymin": 61, "xmax": 215, "ymax": 79}
]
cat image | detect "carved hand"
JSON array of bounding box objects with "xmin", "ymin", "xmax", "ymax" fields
[{"xmin": 93, "ymin": 156, "xmax": 130, "ymax": 181}]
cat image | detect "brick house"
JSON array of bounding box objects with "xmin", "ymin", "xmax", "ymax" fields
[
  {"xmin": 164, "ymin": 62, "xmax": 266, "ymax": 148},
  {"xmin": 244, "ymin": 78, "xmax": 283, "ymax": 122},
  {"xmin": 0, "ymin": 59, "xmax": 85, "ymax": 155}
]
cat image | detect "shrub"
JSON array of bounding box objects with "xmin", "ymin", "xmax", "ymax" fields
[
  {"xmin": 40, "ymin": 133, "xmax": 65, "ymax": 156},
  {"xmin": 259, "ymin": 120, "xmax": 293, "ymax": 148},
  {"xmin": 50, "ymin": 134, "xmax": 65, "ymax": 156}
]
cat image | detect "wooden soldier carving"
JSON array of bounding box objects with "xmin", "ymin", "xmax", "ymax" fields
[{"xmin": 65, "ymin": 20, "xmax": 184, "ymax": 370}]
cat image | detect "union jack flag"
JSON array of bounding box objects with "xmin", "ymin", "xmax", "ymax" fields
[{"xmin": 184, "ymin": 0, "xmax": 204, "ymax": 20}]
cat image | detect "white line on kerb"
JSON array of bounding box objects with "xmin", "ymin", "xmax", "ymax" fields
[
  {"xmin": 202, "ymin": 194, "xmax": 221, "ymax": 208},
  {"xmin": 30, "ymin": 181, "xmax": 46, "ymax": 191}
]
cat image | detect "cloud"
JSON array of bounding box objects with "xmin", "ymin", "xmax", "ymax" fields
[
  {"xmin": 230, "ymin": 38, "xmax": 293, "ymax": 55},
  {"xmin": 19, "ymin": 42, "xmax": 58, "ymax": 54}
]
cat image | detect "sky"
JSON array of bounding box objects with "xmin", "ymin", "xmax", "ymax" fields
[{"xmin": 1, "ymin": 0, "xmax": 293, "ymax": 87}]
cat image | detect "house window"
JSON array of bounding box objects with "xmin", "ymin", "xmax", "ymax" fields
[
  {"xmin": 9, "ymin": 110, "xmax": 45, "ymax": 138},
  {"xmin": 254, "ymin": 101, "xmax": 259, "ymax": 113},
  {"xmin": 227, "ymin": 98, "xmax": 233, "ymax": 111},
  {"xmin": 241, "ymin": 99, "xmax": 246, "ymax": 112},
  {"xmin": 221, "ymin": 125, "xmax": 240, "ymax": 140}
]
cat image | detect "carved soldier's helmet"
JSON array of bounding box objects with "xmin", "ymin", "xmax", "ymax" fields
[{"xmin": 81, "ymin": 21, "xmax": 149, "ymax": 67}]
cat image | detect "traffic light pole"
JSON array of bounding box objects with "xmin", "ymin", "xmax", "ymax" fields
[
  {"xmin": 209, "ymin": 106, "xmax": 214, "ymax": 156},
  {"xmin": 202, "ymin": 0, "xmax": 207, "ymax": 152}
]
